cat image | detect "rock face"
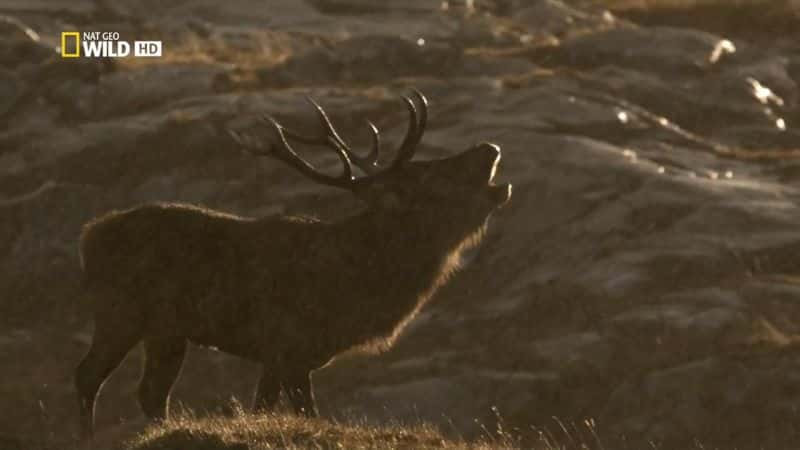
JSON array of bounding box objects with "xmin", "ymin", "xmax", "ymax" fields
[{"xmin": 2, "ymin": 1, "xmax": 800, "ymax": 448}]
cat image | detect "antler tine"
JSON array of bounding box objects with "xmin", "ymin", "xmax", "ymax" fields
[
  {"xmin": 272, "ymin": 110, "xmax": 381, "ymax": 175},
  {"xmin": 234, "ymin": 116, "xmax": 354, "ymax": 189},
  {"xmin": 305, "ymin": 97, "xmax": 381, "ymax": 175},
  {"xmin": 362, "ymin": 119, "xmax": 381, "ymax": 171},
  {"xmin": 391, "ymin": 94, "xmax": 420, "ymax": 167},
  {"xmin": 270, "ymin": 117, "xmax": 354, "ymax": 187},
  {"xmin": 409, "ymin": 88, "xmax": 428, "ymax": 150},
  {"xmin": 271, "ymin": 123, "xmax": 327, "ymax": 146}
]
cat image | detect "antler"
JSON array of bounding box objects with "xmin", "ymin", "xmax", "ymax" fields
[
  {"xmin": 229, "ymin": 116, "xmax": 355, "ymax": 188},
  {"xmin": 228, "ymin": 90, "xmax": 428, "ymax": 189},
  {"xmin": 393, "ymin": 89, "xmax": 428, "ymax": 167}
]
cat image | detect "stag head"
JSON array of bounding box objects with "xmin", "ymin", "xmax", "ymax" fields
[{"xmin": 228, "ymin": 90, "xmax": 511, "ymax": 229}]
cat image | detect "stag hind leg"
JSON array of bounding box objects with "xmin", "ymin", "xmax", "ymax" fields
[
  {"xmin": 284, "ymin": 370, "xmax": 318, "ymax": 417},
  {"xmin": 75, "ymin": 315, "xmax": 142, "ymax": 439},
  {"xmin": 253, "ymin": 366, "xmax": 318, "ymax": 417},
  {"xmin": 253, "ymin": 366, "xmax": 281, "ymax": 412},
  {"xmin": 138, "ymin": 337, "xmax": 187, "ymax": 421}
]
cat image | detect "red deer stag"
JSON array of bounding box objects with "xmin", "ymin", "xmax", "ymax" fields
[{"xmin": 75, "ymin": 90, "xmax": 511, "ymax": 437}]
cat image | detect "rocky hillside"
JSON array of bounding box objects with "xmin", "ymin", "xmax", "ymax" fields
[{"xmin": 2, "ymin": 0, "xmax": 800, "ymax": 448}]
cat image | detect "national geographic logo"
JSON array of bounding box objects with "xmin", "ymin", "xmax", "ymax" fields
[{"xmin": 60, "ymin": 31, "xmax": 162, "ymax": 58}]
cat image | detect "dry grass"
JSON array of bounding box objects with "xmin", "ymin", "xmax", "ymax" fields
[
  {"xmin": 118, "ymin": 403, "xmax": 625, "ymax": 450},
  {"xmin": 122, "ymin": 406, "xmax": 520, "ymax": 450},
  {"xmin": 591, "ymin": 0, "xmax": 796, "ymax": 8},
  {"xmin": 588, "ymin": 0, "xmax": 800, "ymax": 39},
  {"xmin": 114, "ymin": 29, "xmax": 296, "ymax": 71}
]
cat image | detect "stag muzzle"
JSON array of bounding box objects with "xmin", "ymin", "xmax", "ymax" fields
[
  {"xmin": 462, "ymin": 142, "xmax": 511, "ymax": 205},
  {"xmin": 469, "ymin": 142, "xmax": 501, "ymax": 181}
]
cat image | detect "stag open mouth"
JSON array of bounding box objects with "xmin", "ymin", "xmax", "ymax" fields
[
  {"xmin": 483, "ymin": 145, "xmax": 511, "ymax": 205},
  {"xmin": 491, "ymin": 182, "xmax": 512, "ymax": 205},
  {"xmin": 489, "ymin": 152, "xmax": 500, "ymax": 183}
]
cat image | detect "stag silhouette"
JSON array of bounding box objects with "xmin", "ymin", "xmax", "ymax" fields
[{"xmin": 75, "ymin": 90, "xmax": 512, "ymax": 437}]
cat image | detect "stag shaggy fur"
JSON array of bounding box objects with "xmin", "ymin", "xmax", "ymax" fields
[{"xmin": 74, "ymin": 91, "xmax": 511, "ymax": 438}]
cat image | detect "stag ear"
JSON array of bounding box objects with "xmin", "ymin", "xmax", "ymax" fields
[
  {"xmin": 352, "ymin": 179, "xmax": 404, "ymax": 210},
  {"xmin": 380, "ymin": 192, "xmax": 401, "ymax": 210}
]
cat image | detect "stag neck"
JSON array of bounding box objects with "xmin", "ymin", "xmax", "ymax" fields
[
  {"xmin": 340, "ymin": 205, "xmax": 467, "ymax": 260},
  {"xmin": 318, "ymin": 206, "xmax": 465, "ymax": 354}
]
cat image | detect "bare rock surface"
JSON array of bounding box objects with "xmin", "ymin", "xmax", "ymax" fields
[{"xmin": 2, "ymin": 1, "xmax": 800, "ymax": 449}]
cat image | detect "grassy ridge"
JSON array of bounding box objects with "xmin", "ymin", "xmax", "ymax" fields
[{"xmin": 123, "ymin": 409, "xmax": 516, "ymax": 450}]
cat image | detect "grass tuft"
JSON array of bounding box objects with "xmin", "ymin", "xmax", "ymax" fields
[{"xmin": 123, "ymin": 407, "xmax": 514, "ymax": 450}]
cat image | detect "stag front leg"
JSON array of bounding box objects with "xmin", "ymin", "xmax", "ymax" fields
[
  {"xmin": 284, "ymin": 370, "xmax": 318, "ymax": 417},
  {"xmin": 75, "ymin": 317, "xmax": 142, "ymax": 439},
  {"xmin": 253, "ymin": 366, "xmax": 280, "ymax": 412},
  {"xmin": 138, "ymin": 337, "xmax": 187, "ymax": 421}
]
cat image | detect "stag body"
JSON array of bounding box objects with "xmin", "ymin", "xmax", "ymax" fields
[{"xmin": 75, "ymin": 91, "xmax": 511, "ymax": 437}]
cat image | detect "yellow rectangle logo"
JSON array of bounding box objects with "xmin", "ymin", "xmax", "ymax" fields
[{"xmin": 61, "ymin": 32, "xmax": 80, "ymax": 57}]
